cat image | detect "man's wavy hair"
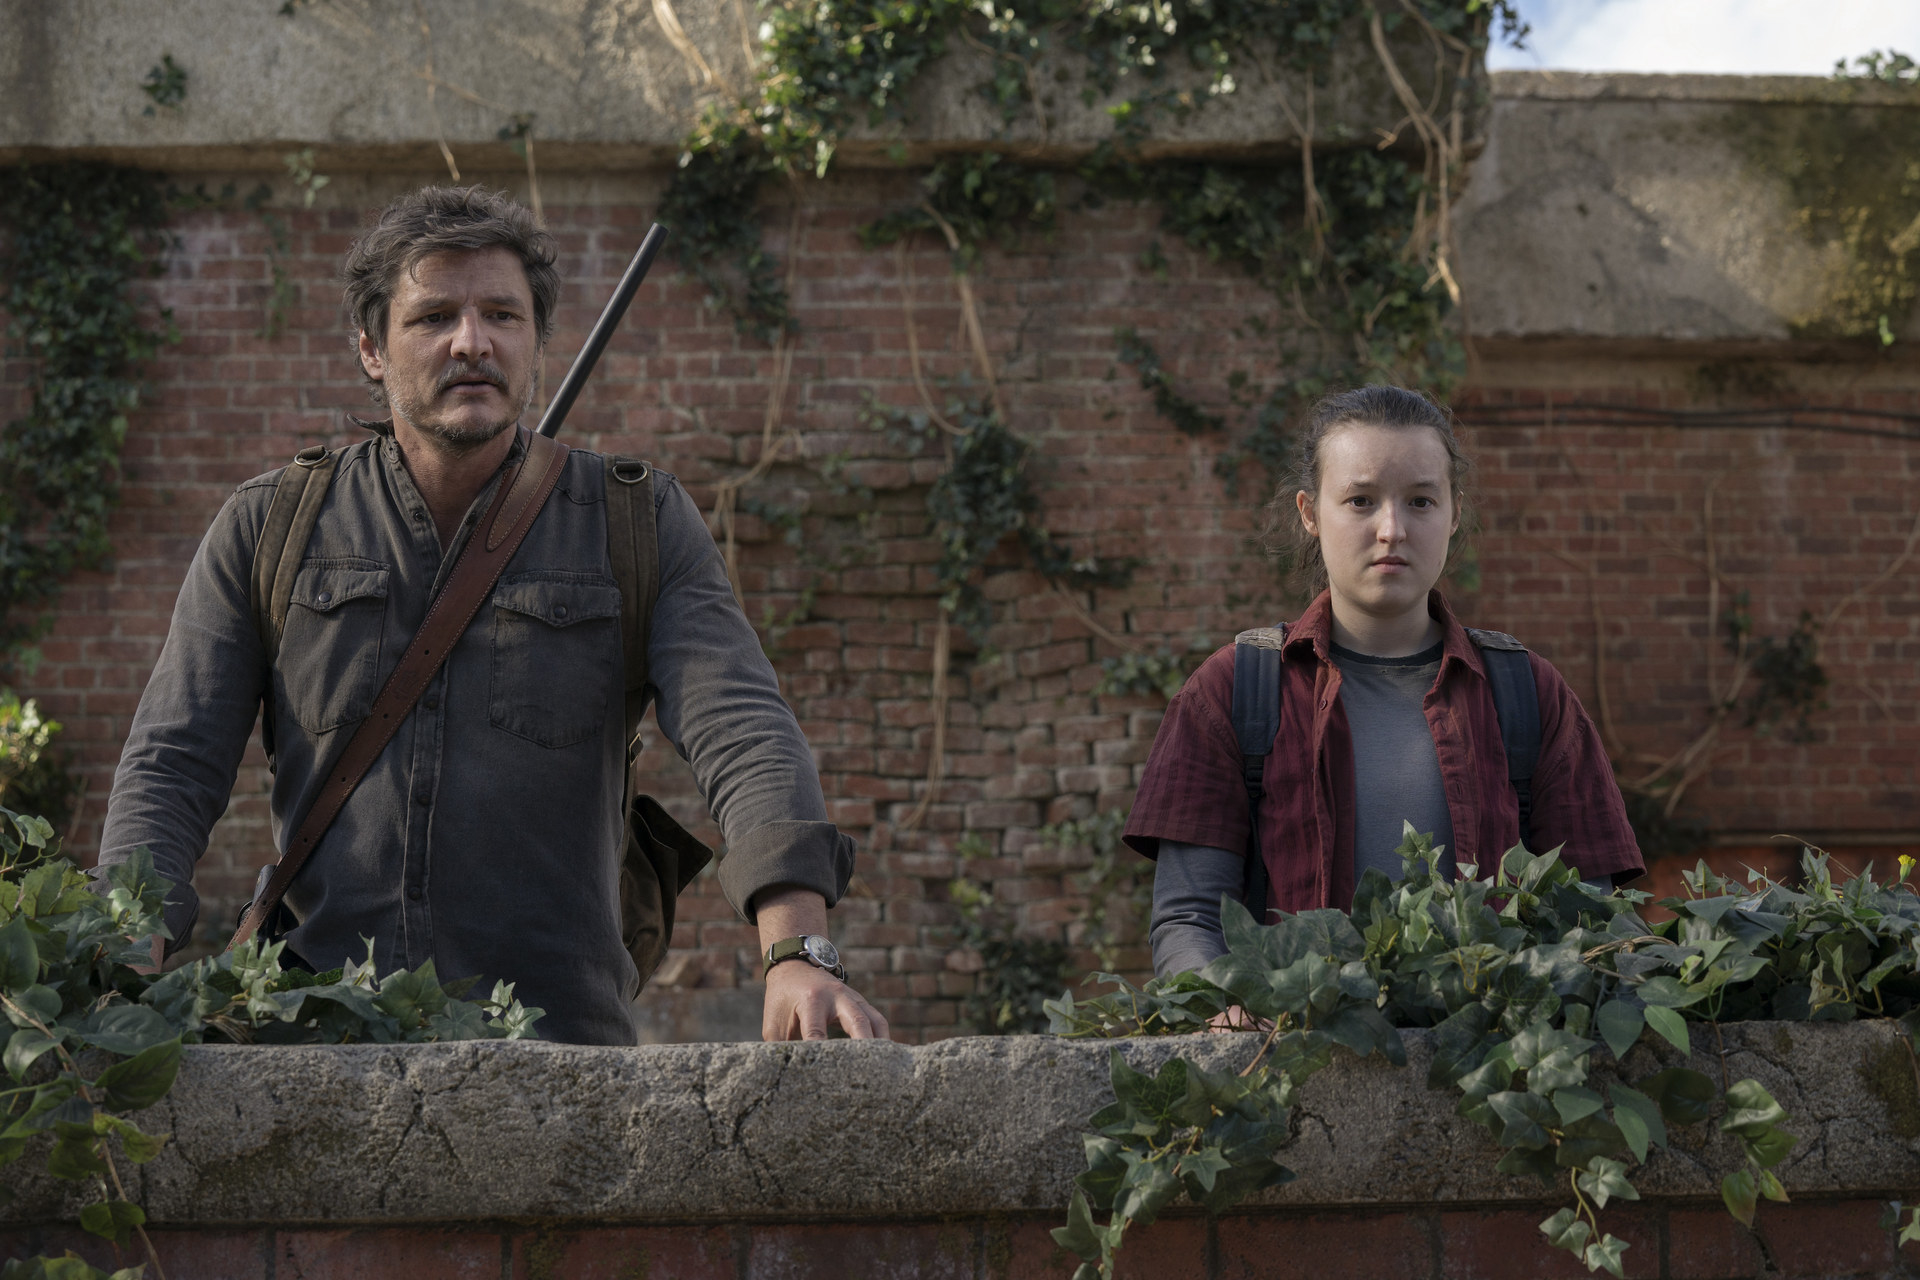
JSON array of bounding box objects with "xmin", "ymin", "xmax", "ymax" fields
[
  {"xmin": 1262, "ymin": 384, "xmax": 1474, "ymax": 592},
  {"xmin": 341, "ymin": 186, "xmax": 559, "ymax": 406}
]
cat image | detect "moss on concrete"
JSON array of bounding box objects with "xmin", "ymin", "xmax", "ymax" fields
[
  {"xmin": 1730, "ymin": 103, "xmax": 1920, "ymax": 340},
  {"xmin": 1858, "ymin": 1036, "xmax": 1920, "ymax": 1141}
]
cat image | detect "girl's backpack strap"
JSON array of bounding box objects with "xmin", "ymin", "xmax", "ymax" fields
[
  {"xmin": 1230, "ymin": 624, "xmax": 1287, "ymax": 918},
  {"xmin": 1465, "ymin": 627, "xmax": 1542, "ymax": 851}
]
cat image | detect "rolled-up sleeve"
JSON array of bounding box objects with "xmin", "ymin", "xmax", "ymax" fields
[
  {"xmin": 97, "ymin": 481, "xmax": 275, "ymax": 953},
  {"xmin": 645, "ymin": 475, "xmax": 854, "ymax": 921}
]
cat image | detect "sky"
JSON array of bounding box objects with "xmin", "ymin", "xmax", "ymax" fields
[{"xmin": 1486, "ymin": 0, "xmax": 1920, "ymax": 75}]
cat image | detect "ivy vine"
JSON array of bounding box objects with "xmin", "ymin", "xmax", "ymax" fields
[
  {"xmin": 1045, "ymin": 827, "xmax": 1920, "ymax": 1277},
  {"xmin": 0, "ymin": 165, "xmax": 175, "ymax": 671},
  {"xmin": 0, "ymin": 801, "xmax": 541, "ymax": 1277}
]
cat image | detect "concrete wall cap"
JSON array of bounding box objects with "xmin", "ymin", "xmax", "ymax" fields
[{"xmin": 4, "ymin": 1020, "xmax": 1916, "ymax": 1225}]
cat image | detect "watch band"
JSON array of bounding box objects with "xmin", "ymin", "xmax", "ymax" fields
[{"xmin": 763, "ymin": 934, "xmax": 846, "ymax": 981}]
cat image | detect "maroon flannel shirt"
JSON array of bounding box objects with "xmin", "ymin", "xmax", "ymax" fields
[{"xmin": 1123, "ymin": 591, "xmax": 1644, "ymax": 914}]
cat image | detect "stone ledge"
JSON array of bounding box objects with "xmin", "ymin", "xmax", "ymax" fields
[
  {"xmin": 1455, "ymin": 75, "xmax": 1920, "ymax": 344},
  {"xmin": 5, "ymin": 1020, "xmax": 1916, "ymax": 1225},
  {"xmin": 1491, "ymin": 69, "xmax": 1920, "ymax": 106},
  {"xmin": 0, "ymin": 0, "xmax": 1472, "ymax": 168}
]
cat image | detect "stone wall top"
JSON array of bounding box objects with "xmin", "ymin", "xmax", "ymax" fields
[
  {"xmin": 7, "ymin": 1020, "xmax": 1917, "ymax": 1225},
  {"xmin": 1456, "ymin": 70, "xmax": 1920, "ymax": 346},
  {"xmin": 0, "ymin": 0, "xmax": 1465, "ymax": 169}
]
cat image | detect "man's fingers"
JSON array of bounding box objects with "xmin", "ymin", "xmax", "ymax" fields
[
  {"xmin": 833, "ymin": 990, "xmax": 877, "ymax": 1040},
  {"xmin": 796, "ymin": 986, "xmax": 830, "ymax": 1040},
  {"xmin": 861, "ymin": 998, "xmax": 890, "ymax": 1041}
]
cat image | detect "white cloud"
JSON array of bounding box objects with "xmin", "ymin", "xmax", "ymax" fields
[{"xmin": 1488, "ymin": 0, "xmax": 1920, "ymax": 75}]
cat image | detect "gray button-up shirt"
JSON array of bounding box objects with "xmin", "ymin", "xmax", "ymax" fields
[{"xmin": 98, "ymin": 424, "xmax": 852, "ymax": 1044}]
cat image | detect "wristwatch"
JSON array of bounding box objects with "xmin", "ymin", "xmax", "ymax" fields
[{"xmin": 763, "ymin": 934, "xmax": 846, "ymax": 981}]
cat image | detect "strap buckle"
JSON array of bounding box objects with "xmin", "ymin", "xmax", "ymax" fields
[
  {"xmin": 293, "ymin": 445, "xmax": 329, "ymax": 468},
  {"xmin": 611, "ymin": 459, "xmax": 650, "ymax": 485}
]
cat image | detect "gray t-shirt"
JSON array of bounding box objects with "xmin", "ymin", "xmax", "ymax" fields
[{"xmin": 1330, "ymin": 641, "xmax": 1456, "ymax": 883}]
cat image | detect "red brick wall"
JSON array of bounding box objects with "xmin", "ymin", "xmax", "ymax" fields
[
  {"xmin": 6, "ymin": 1198, "xmax": 1918, "ymax": 1278},
  {"xmin": 6, "ymin": 173, "xmax": 1918, "ymax": 1042}
]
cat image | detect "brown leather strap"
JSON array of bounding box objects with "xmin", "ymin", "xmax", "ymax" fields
[
  {"xmin": 603, "ymin": 456, "xmax": 658, "ymax": 757},
  {"xmin": 228, "ymin": 429, "xmax": 570, "ymax": 951}
]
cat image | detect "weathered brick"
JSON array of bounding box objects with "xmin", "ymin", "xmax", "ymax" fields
[{"xmin": 512, "ymin": 1226, "xmax": 734, "ymax": 1279}]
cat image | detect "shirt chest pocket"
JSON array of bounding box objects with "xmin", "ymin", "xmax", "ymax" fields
[
  {"xmin": 278, "ymin": 560, "xmax": 390, "ymax": 734},
  {"xmin": 489, "ymin": 572, "xmax": 623, "ymax": 749}
]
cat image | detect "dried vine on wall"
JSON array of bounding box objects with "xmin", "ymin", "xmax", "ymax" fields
[{"xmin": 650, "ymin": 2, "xmax": 1521, "ymax": 986}]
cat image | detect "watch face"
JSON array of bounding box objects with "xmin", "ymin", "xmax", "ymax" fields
[{"xmin": 803, "ymin": 935, "xmax": 840, "ymax": 968}]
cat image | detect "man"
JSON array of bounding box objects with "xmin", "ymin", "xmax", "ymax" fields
[{"xmin": 98, "ymin": 186, "xmax": 887, "ymax": 1044}]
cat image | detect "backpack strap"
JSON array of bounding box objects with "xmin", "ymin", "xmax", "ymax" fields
[
  {"xmin": 603, "ymin": 456, "xmax": 659, "ymax": 758},
  {"xmin": 1466, "ymin": 627, "xmax": 1542, "ymax": 852},
  {"xmin": 252, "ymin": 445, "xmax": 340, "ymax": 667},
  {"xmin": 249, "ymin": 445, "xmax": 340, "ymax": 768},
  {"xmin": 1230, "ymin": 624, "xmax": 1286, "ymax": 919},
  {"xmin": 602, "ymin": 455, "xmax": 713, "ymax": 983}
]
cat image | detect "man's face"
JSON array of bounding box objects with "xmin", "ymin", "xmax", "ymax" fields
[
  {"xmin": 359, "ymin": 246, "xmax": 540, "ymax": 450},
  {"xmin": 1296, "ymin": 422, "xmax": 1459, "ymax": 628}
]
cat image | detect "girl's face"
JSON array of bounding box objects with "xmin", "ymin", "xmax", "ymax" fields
[{"xmin": 1296, "ymin": 421, "xmax": 1459, "ymax": 630}]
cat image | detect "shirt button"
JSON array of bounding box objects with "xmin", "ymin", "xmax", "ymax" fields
[
  {"xmin": 553, "ymin": 604, "xmax": 568, "ymax": 621},
  {"xmin": 412, "ymin": 509, "xmax": 427, "ymax": 521},
  {"xmin": 407, "ymin": 886, "xmax": 423, "ymax": 901},
  {"xmin": 315, "ymin": 591, "xmax": 331, "ymax": 605},
  {"xmin": 414, "ymin": 789, "xmax": 432, "ymax": 806},
  {"xmin": 423, "ymin": 695, "xmax": 440, "ymax": 711}
]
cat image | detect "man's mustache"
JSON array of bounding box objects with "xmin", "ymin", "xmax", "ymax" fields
[{"xmin": 436, "ymin": 360, "xmax": 508, "ymax": 393}]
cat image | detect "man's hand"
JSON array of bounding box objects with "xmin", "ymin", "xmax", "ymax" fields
[
  {"xmin": 753, "ymin": 884, "xmax": 891, "ymax": 1041},
  {"xmin": 762, "ymin": 959, "xmax": 890, "ymax": 1040}
]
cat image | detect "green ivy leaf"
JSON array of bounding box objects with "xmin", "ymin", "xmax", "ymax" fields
[
  {"xmin": 1594, "ymin": 999, "xmax": 1644, "ymax": 1061},
  {"xmin": 1756, "ymin": 1168, "xmax": 1789, "ymax": 1203},
  {"xmin": 1428, "ymin": 1002, "xmax": 1497, "ymax": 1087},
  {"xmin": 1555, "ymin": 1113, "xmax": 1629, "ymax": 1170},
  {"xmin": 1113, "ymin": 1151, "xmax": 1181, "ymax": 1226},
  {"xmin": 1719, "ymin": 1079, "xmax": 1787, "ymax": 1138},
  {"xmin": 1487, "ymin": 1090, "xmax": 1557, "ymax": 1151},
  {"xmin": 1050, "ymin": 1188, "xmax": 1104, "ymax": 1262},
  {"xmin": 7, "ymin": 984, "xmax": 61, "ymax": 1028},
  {"xmin": 1641, "ymin": 1005, "xmax": 1692, "ymax": 1056},
  {"xmin": 1583, "ymin": 1234, "xmax": 1629, "ymax": 1278},
  {"xmin": 1539, "ymin": 1206, "xmax": 1592, "ymax": 1255},
  {"xmin": 1551, "ymin": 1085, "xmax": 1605, "ymax": 1125},
  {"xmin": 1607, "ymin": 1082, "xmax": 1667, "ymax": 1163},
  {"xmin": 1175, "ymin": 1145, "xmax": 1233, "ymax": 1194},
  {"xmin": 99, "ymin": 1114, "xmax": 167, "ymax": 1165},
  {"xmin": 1722, "ymin": 1167, "xmax": 1758, "ymax": 1226},
  {"xmin": 1637, "ymin": 1067, "xmax": 1716, "ymax": 1127},
  {"xmin": 1745, "ymin": 1124, "xmax": 1797, "ymax": 1170},
  {"xmin": 72, "ymin": 1004, "xmax": 172, "ymax": 1056},
  {"xmin": 4, "ymin": 1026, "xmax": 62, "ymax": 1081},
  {"xmin": 0, "ymin": 916, "xmax": 39, "ymax": 990},
  {"xmin": 93, "ymin": 1036, "xmax": 181, "ymax": 1112},
  {"xmin": 1634, "ymin": 976, "xmax": 1707, "ymax": 1008},
  {"xmin": 1575, "ymin": 1156, "xmax": 1639, "ymax": 1210},
  {"xmin": 77, "ymin": 1198, "xmax": 145, "ymax": 1245},
  {"xmin": 44, "ymin": 1123, "xmax": 107, "ymax": 1180},
  {"xmin": 1316, "ymin": 1003, "xmax": 1407, "ymax": 1066}
]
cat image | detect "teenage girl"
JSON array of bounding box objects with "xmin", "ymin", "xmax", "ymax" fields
[{"xmin": 1125, "ymin": 386, "xmax": 1644, "ymax": 978}]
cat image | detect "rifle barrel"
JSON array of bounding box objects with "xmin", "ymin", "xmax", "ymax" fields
[{"xmin": 536, "ymin": 223, "xmax": 670, "ymax": 439}]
